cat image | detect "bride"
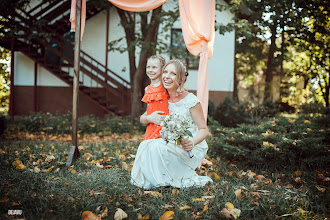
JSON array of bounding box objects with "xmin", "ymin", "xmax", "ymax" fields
[{"xmin": 131, "ymin": 60, "xmax": 213, "ymax": 189}]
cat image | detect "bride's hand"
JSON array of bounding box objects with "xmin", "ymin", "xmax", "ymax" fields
[
  {"xmin": 181, "ymin": 139, "xmax": 193, "ymax": 151},
  {"xmin": 147, "ymin": 111, "xmax": 165, "ymax": 125}
]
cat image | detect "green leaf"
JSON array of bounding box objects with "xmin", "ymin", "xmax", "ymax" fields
[{"xmin": 186, "ymin": 130, "xmax": 193, "ymax": 137}]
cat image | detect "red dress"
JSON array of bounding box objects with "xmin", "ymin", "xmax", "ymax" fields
[{"xmin": 141, "ymin": 84, "xmax": 169, "ymax": 140}]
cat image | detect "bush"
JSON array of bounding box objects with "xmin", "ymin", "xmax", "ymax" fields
[
  {"xmin": 103, "ymin": 115, "xmax": 135, "ymax": 134},
  {"xmin": 248, "ymin": 100, "xmax": 279, "ymax": 122},
  {"xmin": 298, "ymin": 102, "xmax": 326, "ymax": 114},
  {"xmin": 4, "ymin": 113, "xmax": 144, "ymax": 136},
  {"xmin": 208, "ymin": 115, "xmax": 329, "ymax": 171},
  {"xmin": 213, "ymin": 96, "xmax": 250, "ymax": 127}
]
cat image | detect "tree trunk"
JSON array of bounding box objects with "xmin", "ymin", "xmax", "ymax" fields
[
  {"xmin": 232, "ymin": 25, "xmax": 239, "ymax": 103},
  {"xmin": 324, "ymin": 76, "xmax": 329, "ymax": 107},
  {"xmin": 264, "ymin": 23, "xmax": 277, "ymax": 101}
]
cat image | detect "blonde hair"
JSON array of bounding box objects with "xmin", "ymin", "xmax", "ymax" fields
[
  {"xmin": 147, "ymin": 55, "xmax": 166, "ymax": 69},
  {"xmin": 162, "ymin": 59, "xmax": 189, "ymax": 94}
]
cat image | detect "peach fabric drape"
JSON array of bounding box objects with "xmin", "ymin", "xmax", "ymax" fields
[
  {"xmin": 109, "ymin": 0, "xmax": 167, "ymax": 12},
  {"xmin": 69, "ymin": 0, "xmax": 167, "ymax": 39},
  {"xmin": 179, "ymin": 0, "xmax": 215, "ymax": 119},
  {"xmin": 69, "ymin": 0, "xmax": 86, "ymax": 40},
  {"xmin": 70, "ymin": 0, "xmax": 215, "ymax": 119}
]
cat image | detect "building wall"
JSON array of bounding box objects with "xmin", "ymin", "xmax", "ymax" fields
[{"xmin": 13, "ymin": 0, "xmax": 235, "ymax": 115}]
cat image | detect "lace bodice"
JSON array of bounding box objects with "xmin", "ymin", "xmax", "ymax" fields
[{"xmin": 168, "ymin": 93, "xmax": 200, "ymax": 135}]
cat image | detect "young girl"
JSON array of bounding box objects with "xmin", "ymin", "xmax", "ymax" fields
[{"xmin": 140, "ymin": 55, "xmax": 169, "ymax": 140}]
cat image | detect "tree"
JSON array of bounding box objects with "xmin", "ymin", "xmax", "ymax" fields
[
  {"xmin": 0, "ymin": 47, "xmax": 10, "ymax": 115},
  {"xmin": 218, "ymin": 0, "xmax": 329, "ymax": 107},
  {"xmin": 108, "ymin": 5, "xmax": 179, "ymax": 119}
]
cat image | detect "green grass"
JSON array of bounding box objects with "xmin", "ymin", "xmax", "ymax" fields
[{"xmin": 0, "ymin": 114, "xmax": 328, "ymax": 219}]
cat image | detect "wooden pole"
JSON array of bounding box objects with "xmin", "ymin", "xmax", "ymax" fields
[
  {"xmin": 105, "ymin": 8, "xmax": 109, "ymax": 109},
  {"xmin": 9, "ymin": 40, "xmax": 14, "ymax": 117},
  {"xmin": 66, "ymin": 0, "xmax": 81, "ymax": 166},
  {"xmin": 34, "ymin": 62, "xmax": 38, "ymax": 112}
]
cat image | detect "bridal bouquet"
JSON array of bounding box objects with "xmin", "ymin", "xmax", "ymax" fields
[{"xmin": 160, "ymin": 113, "xmax": 194, "ymax": 158}]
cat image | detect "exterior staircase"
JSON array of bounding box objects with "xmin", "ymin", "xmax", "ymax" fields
[{"xmin": 1, "ymin": 0, "xmax": 131, "ymax": 115}]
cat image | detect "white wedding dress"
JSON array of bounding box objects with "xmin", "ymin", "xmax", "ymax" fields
[{"xmin": 131, "ymin": 93, "xmax": 213, "ymax": 189}]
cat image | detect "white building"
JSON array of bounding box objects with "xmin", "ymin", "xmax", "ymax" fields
[{"xmin": 8, "ymin": 0, "xmax": 235, "ymax": 117}]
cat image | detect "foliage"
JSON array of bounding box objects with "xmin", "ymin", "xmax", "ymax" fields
[
  {"xmin": 208, "ymin": 114, "xmax": 329, "ymax": 171},
  {"xmin": 211, "ymin": 97, "xmax": 279, "ymax": 127},
  {"xmin": 213, "ymin": 96, "xmax": 251, "ymax": 127},
  {"xmin": 0, "ymin": 114, "xmax": 328, "ymax": 219},
  {"xmin": 0, "ymin": 47, "xmax": 10, "ymax": 115},
  {"xmin": 218, "ymin": 0, "xmax": 329, "ymax": 106},
  {"xmin": 4, "ymin": 112, "xmax": 144, "ymax": 136}
]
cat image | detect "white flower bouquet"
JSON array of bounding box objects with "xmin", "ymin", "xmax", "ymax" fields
[{"xmin": 160, "ymin": 113, "xmax": 194, "ymax": 158}]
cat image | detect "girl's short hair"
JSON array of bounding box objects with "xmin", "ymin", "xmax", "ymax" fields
[
  {"xmin": 148, "ymin": 55, "xmax": 166, "ymax": 69},
  {"xmin": 162, "ymin": 59, "xmax": 189, "ymax": 93}
]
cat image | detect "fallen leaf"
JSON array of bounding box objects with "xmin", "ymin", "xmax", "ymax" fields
[
  {"xmin": 172, "ymin": 189, "xmax": 179, "ymax": 195},
  {"xmin": 295, "ymin": 177, "xmax": 302, "ymax": 184},
  {"xmin": 160, "ymin": 211, "xmax": 174, "ymax": 220},
  {"xmin": 71, "ymin": 170, "xmax": 78, "ymax": 174},
  {"xmin": 16, "ymin": 163, "xmax": 26, "ymax": 170},
  {"xmin": 304, "ymin": 120, "xmax": 311, "ymax": 124},
  {"xmin": 122, "ymin": 162, "xmax": 128, "ymax": 170},
  {"xmin": 144, "ymin": 191, "xmax": 162, "ymax": 197},
  {"xmin": 255, "ymin": 175, "xmax": 265, "ymax": 181},
  {"xmin": 0, "ymin": 197, "xmax": 9, "ymax": 202},
  {"xmin": 85, "ymin": 153, "xmax": 93, "ymax": 160},
  {"xmin": 230, "ymin": 208, "xmax": 241, "ymax": 219},
  {"xmin": 98, "ymin": 207, "xmax": 108, "ymax": 219},
  {"xmin": 192, "ymin": 198, "xmax": 206, "ymax": 202},
  {"xmin": 138, "ymin": 213, "xmax": 149, "ymax": 220},
  {"xmin": 294, "ymin": 170, "xmax": 302, "ymax": 177},
  {"xmin": 81, "ymin": 211, "xmax": 100, "ymax": 220},
  {"xmin": 213, "ymin": 173, "xmax": 220, "ymax": 180},
  {"xmin": 114, "ymin": 208, "xmax": 128, "ymax": 220},
  {"xmin": 315, "ymin": 185, "xmax": 326, "ymax": 193},
  {"xmin": 220, "ymin": 208, "xmax": 232, "ymax": 219},
  {"xmin": 179, "ymin": 205, "xmax": 191, "ymax": 210},
  {"xmin": 225, "ymin": 202, "xmax": 234, "ymax": 211},
  {"xmin": 118, "ymin": 154, "xmax": 126, "ymax": 160},
  {"xmin": 234, "ymin": 189, "xmax": 242, "ymax": 200}
]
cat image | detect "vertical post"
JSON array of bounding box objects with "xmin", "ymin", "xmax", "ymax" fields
[
  {"xmin": 105, "ymin": 8, "xmax": 110, "ymax": 109},
  {"xmin": 9, "ymin": 40, "xmax": 15, "ymax": 117},
  {"xmin": 66, "ymin": 0, "xmax": 81, "ymax": 166},
  {"xmin": 34, "ymin": 62, "xmax": 38, "ymax": 112}
]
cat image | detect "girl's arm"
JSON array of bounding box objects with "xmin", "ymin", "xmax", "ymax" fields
[
  {"xmin": 140, "ymin": 111, "xmax": 165, "ymax": 126},
  {"xmin": 181, "ymin": 103, "xmax": 209, "ymax": 151}
]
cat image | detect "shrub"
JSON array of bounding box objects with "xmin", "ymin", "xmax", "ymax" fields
[
  {"xmin": 103, "ymin": 115, "xmax": 135, "ymax": 134},
  {"xmin": 208, "ymin": 115, "xmax": 329, "ymax": 171},
  {"xmin": 78, "ymin": 115, "xmax": 100, "ymax": 136},
  {"xmin": 248, "ymin": 100, "xmax": 279, "ymax": 122},
  {"xmin": 213, "ymin": 96, "xmax": 250, "ymax": 127},
  {"xmin": 298, "ymin": 102, "xmax": 326, "ymax": 114}
]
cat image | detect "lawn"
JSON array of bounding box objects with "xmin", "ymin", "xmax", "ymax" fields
[{"xmin": 0, "ymin": 114, "xmax": 328, "ymax": 219}]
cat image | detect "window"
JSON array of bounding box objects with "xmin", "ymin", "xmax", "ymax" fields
[{"xmin": 170, "ymin": 29, "xmax": 199, "ymax": 70}]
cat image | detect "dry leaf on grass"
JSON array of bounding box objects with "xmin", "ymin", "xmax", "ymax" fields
[
  {"xmin": 225, "ymin": 202, "xmax": 234, "ymax": 211},
  {"xmin": 160, "ymin": 211, "xmax": 174, "ymax": 220},
  {"xmin": 137, "ymin": 213, "xmax": 149, "ymax": 220},
  {"xmin": 114, "ymin": 208, "xmax": 128, "ymax": 220},
  {"xmin": 179, "ymin": 205, "xmax": 191, "ymax": 210},
  {"xmin": 220, "ymin": 203, "xmax": 241, "ymax": 219},
  {"xmin": 144, "ymin": 191, "xmax": 163, "ymax": 197},
  {"xmin": 234, "ymin": 189, "xmax": 242, "ymax": 200},
  {"xmin": 172, "ymin": 189, "xmax": 179, "ymax": 195},
  {"xmin": 81, "ymin": 211, "xmax": 100, "ymax": 220}
]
